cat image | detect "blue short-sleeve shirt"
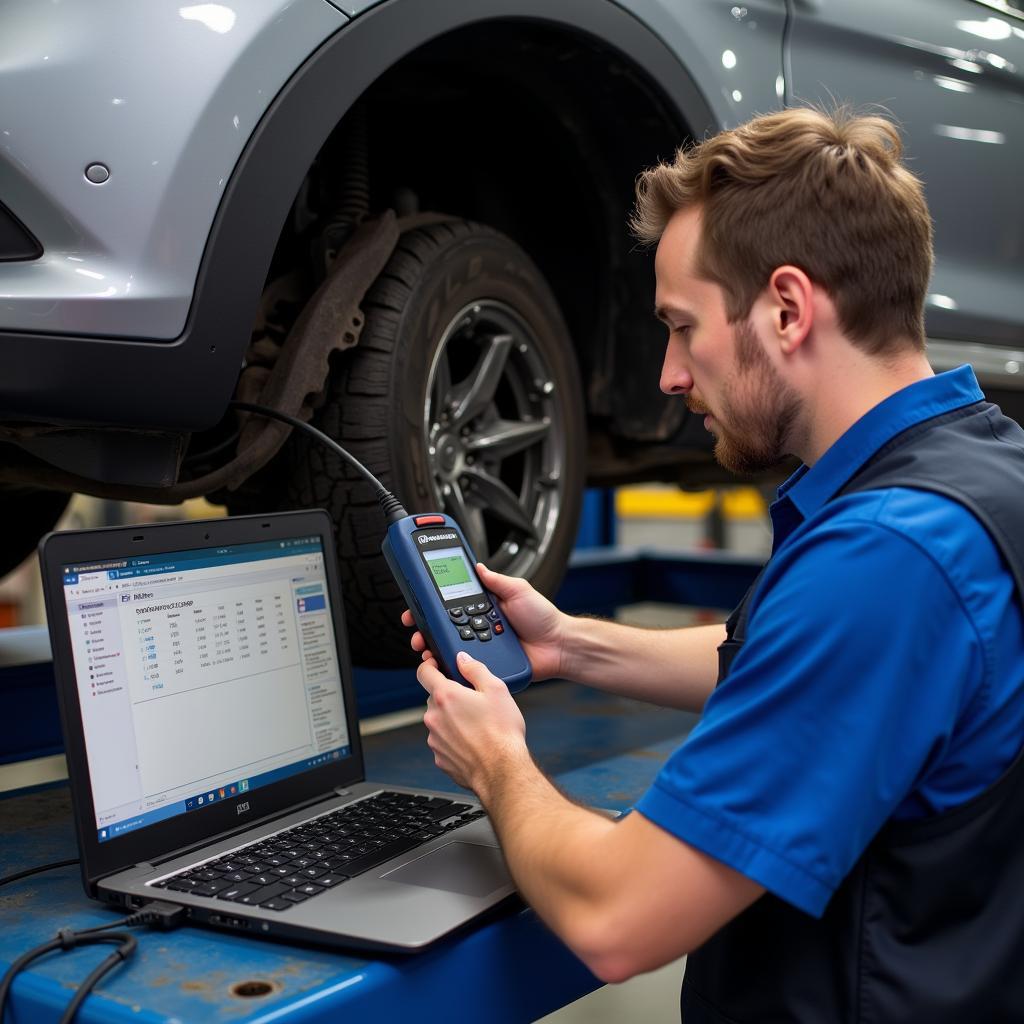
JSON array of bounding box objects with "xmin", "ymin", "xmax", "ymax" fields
[{"xmin": 635, "ymin": 366, "xmax": 1024, "ymax": 917}]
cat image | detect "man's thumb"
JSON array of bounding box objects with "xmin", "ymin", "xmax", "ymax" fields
[
  {"xmin": 477, "ymin": 562, "xmax": 519, "ymax": 598},
  {"xmin": 457, "ymin": 650, "xmax": 504, "ymax": 692}
]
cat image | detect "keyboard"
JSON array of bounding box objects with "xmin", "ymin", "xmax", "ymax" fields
[{"xmin": 151, "ymin": 791, "xmax": 484, "ymax": 912}]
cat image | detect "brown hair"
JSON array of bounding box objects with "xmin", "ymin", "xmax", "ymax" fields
[{"xmin": 632, "ymin": 107, "xmax": 933, "ymax": 353}]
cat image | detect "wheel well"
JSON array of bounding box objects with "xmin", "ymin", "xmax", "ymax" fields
[{"xmin": 260, "ymin": 20, "xmax": 700, "ymax": 458}]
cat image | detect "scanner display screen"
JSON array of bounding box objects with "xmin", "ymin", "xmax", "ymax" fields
[{"xmin": 423, "ymin": 546, "xmax": 477, "ymax": 600}]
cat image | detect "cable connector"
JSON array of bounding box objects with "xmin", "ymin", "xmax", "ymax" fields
[
  {"xmin": 378, "ymin": 491, "xmax": 408, "ymax": 527},
  {"xmin": 132, "ymin": 900, "xmax": 188, "ymax": 930}
]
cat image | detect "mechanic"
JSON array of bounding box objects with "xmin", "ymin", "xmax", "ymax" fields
[{"xmin": 403, "ymin": 107, "xmax": 1024, "ymax": 1021}]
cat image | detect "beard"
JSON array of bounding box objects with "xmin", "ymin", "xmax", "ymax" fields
[{"xmin": 688, "ymin": 319, "xmax": 801, "ymax": 475}]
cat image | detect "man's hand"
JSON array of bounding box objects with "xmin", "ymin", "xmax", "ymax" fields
[
  {"xmin": 417, "ymin": 652, "xmax": 763, "ymax": 983},
  {"xmin": 417, "ymin": 650, "xmax": 529, "ymax": 794},
  {"xmin": 401, "ymin": 563, "xmax": 571, "ymax": 681}
]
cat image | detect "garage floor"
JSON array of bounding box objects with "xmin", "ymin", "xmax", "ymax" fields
[{"xmin": 538, "ymin": 958, "xmax": 686, "ymax": 1022}]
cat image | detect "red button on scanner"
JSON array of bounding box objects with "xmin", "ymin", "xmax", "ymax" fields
[
  {"xmin": 493, "ymin": 622, "xmax": 504, "ymax": 634},
  {"xmin": 414, "ymin": 515, "xmax": 446, "ymax": 526}
]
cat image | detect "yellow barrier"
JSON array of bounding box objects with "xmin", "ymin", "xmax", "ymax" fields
[{"xmin": 616, "ymin": 486, "xmax": 767, "ymax": 521}]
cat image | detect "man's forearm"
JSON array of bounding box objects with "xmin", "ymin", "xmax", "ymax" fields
[
  {"xmin": 469, "ymin": 738, "xmax": 764, "ymax": 983},
  {"xmin": 560, "ymin": 618, "xmax": 725, "ymax": 712},
  {"xmin": 475, "ymin": 746, "xmax": 622, "ymax": 959}
]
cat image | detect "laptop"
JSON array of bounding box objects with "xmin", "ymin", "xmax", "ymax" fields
[{"xmin": 38, "ymin": 508, "xmax": 517, "ymax": 952}]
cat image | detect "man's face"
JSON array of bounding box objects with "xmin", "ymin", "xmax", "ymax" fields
[{"xmin": 654, "ymin": 207, "xmax": 800, "ymax": 474}]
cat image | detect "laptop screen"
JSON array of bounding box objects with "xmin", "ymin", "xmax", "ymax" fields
[{"xmin": 58, "ymin": 533, "xmax": 352, "ymax": 844}]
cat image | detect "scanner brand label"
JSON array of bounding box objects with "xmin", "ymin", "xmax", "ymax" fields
[{"xmin": 418, "ymin": 532, "xmax": 457, "ymax": 544}]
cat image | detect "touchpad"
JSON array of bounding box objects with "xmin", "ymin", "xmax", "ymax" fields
[{"xmin": 382, "ymin": 842, "xmax": 510, "ymax": 898}]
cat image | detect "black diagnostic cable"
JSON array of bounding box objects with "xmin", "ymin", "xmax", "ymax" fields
[
  {"xmin": 0, "ymin": 858, "xmax": 80, "ymax": 888},
  {"xmin": 0, "ymin": 901, "xmax": 185, "ymax": 1024},
  {"xmin": 229, "ymin": 400, "xmax": 408, "ymax": 526},
  {"xmin": 57, "ymin": 935, "xmax": 134, "ymax": 1024},
  {"xmin": 182, "ymin": 429, "xmax": 241, "ymax": 466}
]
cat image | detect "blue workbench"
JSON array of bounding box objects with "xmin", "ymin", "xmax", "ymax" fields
[
  {"xmin": 1, "ymin": 680, "xmax": 706, "ymax": 1023},
  {"xmin": 0, "ymin": 548, "xmax": 759, "ymax": 1023}
]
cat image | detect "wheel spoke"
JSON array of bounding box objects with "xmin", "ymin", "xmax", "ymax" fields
[
  {"xmin": 466, "ymin": 418, "xmax": 550, "ymax": 459},
  {"xmin": 445, "ymin": 481, "xmax": 488, "ymax": 558},
  {"xmin": 463, "ymin": 467, "xmax": 536, "ymax": 538},
  {"xmin": 450, "ymin": 334, "xmax": 513, "ymax": 427},
  {"xmin": 431, "ymin": 347, "xmax": 453, "ymax": 419}
]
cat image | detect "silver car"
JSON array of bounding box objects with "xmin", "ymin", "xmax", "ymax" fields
[{"xmin": 2, "ymin": 0, "xmax": 1021, "ymax": 663}]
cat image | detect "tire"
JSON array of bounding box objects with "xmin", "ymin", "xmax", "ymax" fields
[
  {"xmin": 0, "ymin": 487, "xmax": 71, "ymax": 579},
  {"xmin": 278, "ymin": 219, "xmax": 586, "ymax": 666}
]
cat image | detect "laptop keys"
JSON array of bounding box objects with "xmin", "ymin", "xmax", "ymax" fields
[
  {"xmin": 157, "ymin": 791, "xmax": 485, "ymax": 909},
  {"xmin": 191, "ymin": 879, "xmax": 232, "ymax": 896},
  {"xmin": 332, "ymin": 835, "xmax": 420, "ymax": 877},
  {"xmin": 218, "ymin": 881, "xmax": 260, "ymax": 901},
  {"xmin": 192, "ymin": 868, "xmax": 226, "ymax": 881},
  {"xmin": 234, "ymin": 882, "xmax": 290, "ymax": 905}
]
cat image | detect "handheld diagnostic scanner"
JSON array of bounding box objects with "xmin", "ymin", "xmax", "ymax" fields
[
  {"xmin": 382, "ymin": 513, "xmax": 532, "ymax": 693},
  {"xmin": 228, "ymin": 402, "xmax": 531, "ymax": 693}
]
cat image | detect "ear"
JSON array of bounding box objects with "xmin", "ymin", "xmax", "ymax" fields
[{"xmin": 766, "ymin": 265, "xmax": 814, "ymax": 354}]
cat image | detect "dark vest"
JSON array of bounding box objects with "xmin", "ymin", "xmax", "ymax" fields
[{"xmin": 682, "ymin": 401, "xmax": 1024, "ymax": 1023}]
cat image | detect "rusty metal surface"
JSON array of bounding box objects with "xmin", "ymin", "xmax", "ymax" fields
[{"xmin": 0, "ymin": 679, "xmax": 695, "ymax": 1022}]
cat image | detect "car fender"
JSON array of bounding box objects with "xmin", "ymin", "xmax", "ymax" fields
[
  {"xmin": 0, "ymin": 0, "xmax": 785, "ymax": 432},
  {"xmin": 0, "ymin": 0, "xmax": 347, "ymax": 341}
]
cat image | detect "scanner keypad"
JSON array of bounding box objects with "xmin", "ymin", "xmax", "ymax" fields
[{"xmin": 450, "ymin": 599, "xmax": 502, "ymax": 643}]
